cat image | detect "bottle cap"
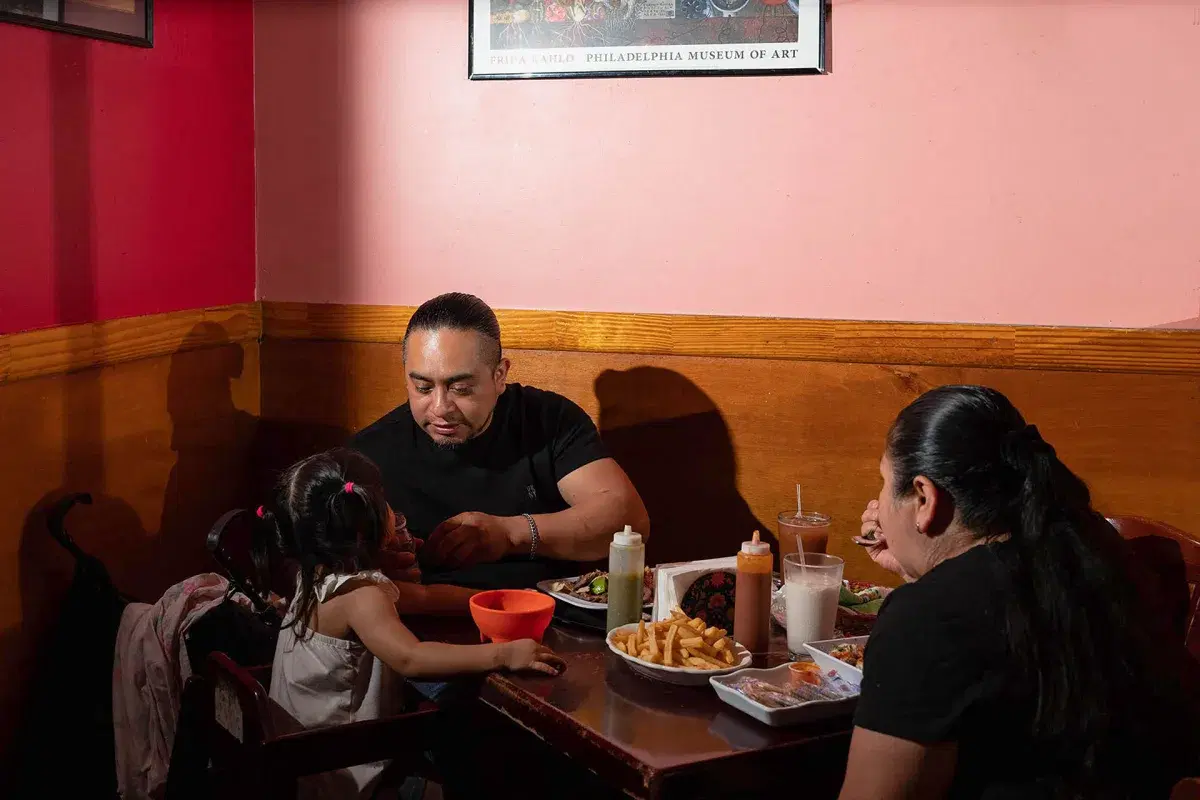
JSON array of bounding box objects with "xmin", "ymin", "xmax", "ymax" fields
[
  {"xmin": 614, "ymin": 524, "xmax": 642, "ymax": 546},
  {"xmin": 741, "ymin": 529, "xmax": 770, "ymax": 555}
]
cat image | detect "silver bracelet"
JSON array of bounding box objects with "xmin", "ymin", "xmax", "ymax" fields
[{"xmin": 522, "ymin": 513, "xmax": 539, "ymax": 560}]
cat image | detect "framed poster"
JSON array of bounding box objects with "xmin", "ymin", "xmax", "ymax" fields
[
  {"xmin": 470, "ymin": 0, "xmax": 824, "ymax": 80},
  {"xmin": 0, "ymin": 0, "xmax": 152, "ymax": 48}
]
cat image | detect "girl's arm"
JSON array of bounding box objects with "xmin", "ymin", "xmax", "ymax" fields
[
  {"xmin": 345, "ymin": 585, "xmax": 563, "ymax": 679},
  {"xmin": 392, "ymin": 582, "xmax": 479, "ymax": 616}
]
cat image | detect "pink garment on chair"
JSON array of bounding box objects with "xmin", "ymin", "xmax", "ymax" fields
[{"xmin": 112, "ymin": 573, "xmax": 249, "ymax": 800}]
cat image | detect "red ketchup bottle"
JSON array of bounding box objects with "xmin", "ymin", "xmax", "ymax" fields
[{"xmin": 734, "ymin": 530, "xmax": 773, "ymax": 655}]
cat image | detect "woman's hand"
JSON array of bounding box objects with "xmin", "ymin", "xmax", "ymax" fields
[
  {"xmin": 502, "ymin": 640, "xmax": 567, "ymax": 676},
  {"xmin": 860, "ymin": 500, "xmax": 907, "ymax": 578},
  {"xmin": 859, "ymin": 500, "xmax": 881, "ymax": 541}
]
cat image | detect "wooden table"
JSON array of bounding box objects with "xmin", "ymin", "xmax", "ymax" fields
[{"xmin": 419, "ymin": 619, "xmax": 853, "ymax": 800}]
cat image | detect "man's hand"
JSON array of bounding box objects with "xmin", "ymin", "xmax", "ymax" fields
[
  {"xmin": 379, "ymin": 536, "xmax": 424, "ymax": 583},
  {"xmin": 425, "ymin": 512, "xmax": 517, "ymax": 569}
]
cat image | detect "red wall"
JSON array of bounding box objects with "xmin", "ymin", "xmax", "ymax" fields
[{"xmin": 0, "ymin": 0, "xmax": 255, "ymax": 335}]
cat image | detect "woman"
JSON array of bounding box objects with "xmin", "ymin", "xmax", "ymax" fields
[{"xmin": 839, "ymin": 385, "xmax": 1199, "ymax": 800}]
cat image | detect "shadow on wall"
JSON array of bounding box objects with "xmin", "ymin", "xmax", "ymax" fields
[
  {"xmin": 1, "ymin": 31, "xmax": 123, "ymax": 785},
  {"xmin": 2, "ymin": 6, "xmax": 262, "ymax": 777},
  {"xmin": 17, "ymin": 323, "xmax": 259, "ymax": 607},
  {"xmin": 159, "ymin": 322, "xmax": 259, "ymax": 582},
  {"xmin": 4, "ymin": 322, "xmax": 258, "ymax": 788},
  {"xmin": 1155, "ymin": 316, "xmax": 1200, "ymax": 330},
  {"xmin": 251, "ymin": 414, "xmax": 353, "ymax": 499},
  {"xmin": 596, "ymin": 366, "xmax": 768, "ymax": 565}
]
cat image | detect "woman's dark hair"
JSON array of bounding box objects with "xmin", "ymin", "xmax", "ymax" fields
[
  {"xmin": 252, "ymin": 448, "xmax": 390, "ymax": 636},
  {"xmin": 887, "ymin": 385, "xmax": 1194, "ymax": 797},
  {"xmin": 402, "ymin": 292, "xmax": 502, "ymax": 366}
]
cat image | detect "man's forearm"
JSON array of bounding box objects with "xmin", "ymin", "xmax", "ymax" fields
[
  {"xmin": 393, "ymin": 583, "xmax": 479, "ymax": 616},
  {"xmin": 507, "ymin": 494, "xmax": 649, "ymax": 562}
]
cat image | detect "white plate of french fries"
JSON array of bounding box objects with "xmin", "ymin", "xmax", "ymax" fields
[{"xmin": 606, "ymin": 608, "xmax": 752, "ymax": 686}]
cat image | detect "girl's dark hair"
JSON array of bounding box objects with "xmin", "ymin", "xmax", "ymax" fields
[
  {"xmin": 887, "ymin": 385, "xmax": 1194, "ymax": 797},
  {"xmin": 252, "ymin": 448, "xmax": 390, "ymax": 636}
]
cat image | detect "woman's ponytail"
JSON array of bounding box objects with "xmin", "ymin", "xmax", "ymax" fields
[{"xmin": 996, "ymin": 425, "xmax": 1132, "ymax": 771}]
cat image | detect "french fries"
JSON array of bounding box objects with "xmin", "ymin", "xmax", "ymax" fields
[{"xmin": 610, "ymin": 607, "xmax": 742, "ymax": 671}]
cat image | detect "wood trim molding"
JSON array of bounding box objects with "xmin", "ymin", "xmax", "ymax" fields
[
  {"xmin": 263, "ymin": 302, "xmax": 1200, "ymax": 376},
  {"xmin": 0, "ymin": 303, "xmax": 261, "ymax": 384},
  {"xmin": 3, "ymin": 301, "xmax": 1196, "ymax": 382}
]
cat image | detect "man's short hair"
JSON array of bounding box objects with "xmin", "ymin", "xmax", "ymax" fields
[{"xmin": 402, "ymin": 293, "xmax": 502, "ymax": 366}]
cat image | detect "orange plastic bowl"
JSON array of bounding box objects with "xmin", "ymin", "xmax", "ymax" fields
[{"xmin": 468, "ymin": 589, "xmax": 555, "ymax": 644}]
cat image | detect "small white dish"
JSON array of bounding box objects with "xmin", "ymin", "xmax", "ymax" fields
[
  {"xmin": 802, "ymin": 635, "xmax": 868, "ymax": 687},
  {"xmin": 606, "ymin": 623, "xmax": 751, "ymax": 686},
  {"xmin": 710, "ymin": 663, "xmax": 858, "ymax": 727}
]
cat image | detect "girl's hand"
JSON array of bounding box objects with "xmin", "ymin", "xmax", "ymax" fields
[{"xmin": 502, "ymin": 640, "xmax": 566, "ymax": 676}]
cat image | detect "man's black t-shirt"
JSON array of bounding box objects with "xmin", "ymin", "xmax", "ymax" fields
[
  {"xmin": 349, "ymin": 383, "xmax": 609, "ymax": 589},
  {"xmin": 854, "ymin": 542, "xmax": 1195, "ymax": 799}
]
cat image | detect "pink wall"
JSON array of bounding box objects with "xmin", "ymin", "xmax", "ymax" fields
[
  {"xmin": 256, "ymin": 1, "xmax": 1200, "ymax": 329},
  {"xmin": 0, "ymin": 0, "xmax": 255, "ymax": 335}
]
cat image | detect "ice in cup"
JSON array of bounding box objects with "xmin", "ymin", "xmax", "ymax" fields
[
  {"xmin": 777, "ymin": 511, "xmax": 831, "ymax": 560},
  {"xmin": 784, "ymin": 553, "xmax": 844, "ymax": 654}
]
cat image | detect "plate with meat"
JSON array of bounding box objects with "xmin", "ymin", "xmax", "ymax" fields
[{"xmin": 537, "ymin": 567, "xmax": 655, "ymax": 610}]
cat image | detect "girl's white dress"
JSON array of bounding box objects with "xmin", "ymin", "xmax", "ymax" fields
[{"xmin": 269, "ymin": 570, "xmax": 403, "ymax": 799}]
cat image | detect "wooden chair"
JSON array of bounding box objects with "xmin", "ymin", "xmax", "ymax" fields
[
  {"xmin": 165, "ymin": 653, "xmax": 441, "ymax": 800},
  {"xmin": 1107, "ymin": 516, "xmax": 1200, "ymax": 661},
  {"xmin": 1108, "ymin": 517, "xmax": 1200, "ymax": 798}
]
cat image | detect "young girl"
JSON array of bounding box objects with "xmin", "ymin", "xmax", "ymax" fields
[{"xmin": 255, "ymin": 448, "xmax": 564, "ymax": 799}]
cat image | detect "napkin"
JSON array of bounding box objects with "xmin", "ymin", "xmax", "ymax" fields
[{"xmin": 652, "ymin": 557, "xmax": 737, "ymax": 621}]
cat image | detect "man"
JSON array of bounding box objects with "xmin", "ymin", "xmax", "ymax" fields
[{"xmin": 351, "ymin": 292, "xmax": 649, "ymax": 589}]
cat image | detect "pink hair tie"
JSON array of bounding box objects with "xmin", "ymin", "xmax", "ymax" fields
[
  {"xmin": 344, "ymin": 482, "xmax": 355, "ymax": 494},
  {"xmin": 256, "ymin": 506, "xmax": 265, "ymax": 518}
]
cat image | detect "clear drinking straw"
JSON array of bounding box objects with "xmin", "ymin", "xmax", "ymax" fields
[{"xmin": 795, "ymin": 483, "xmax": 806, "ymax": 566}]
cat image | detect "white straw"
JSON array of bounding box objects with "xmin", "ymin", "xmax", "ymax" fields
[{"xmin": 795, "ymin": 483, "xmax": 806, "ymax": 566}]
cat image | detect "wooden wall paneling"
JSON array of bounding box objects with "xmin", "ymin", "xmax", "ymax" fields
[
  {"xmin": 5, "ymin": 300, "xmax": 1197, "ymax": 772},
  {"xmin": 262, "ymin": 302, "xmax": 1200, "ymax": 375},
  {"xmin": 259, "ymin": 339, "xmax": 1200, "ymax": 592},
  {"xmin": 0, "ymin": 317, "xmax": 260, "ymax": 773},
  {"xmin": 1013, "ymin": 326, "xmax": 1200, "ymax": 374},
  {"xmin": 0, "ymin": 302, "xmax": 260, "ymax": 384}
]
